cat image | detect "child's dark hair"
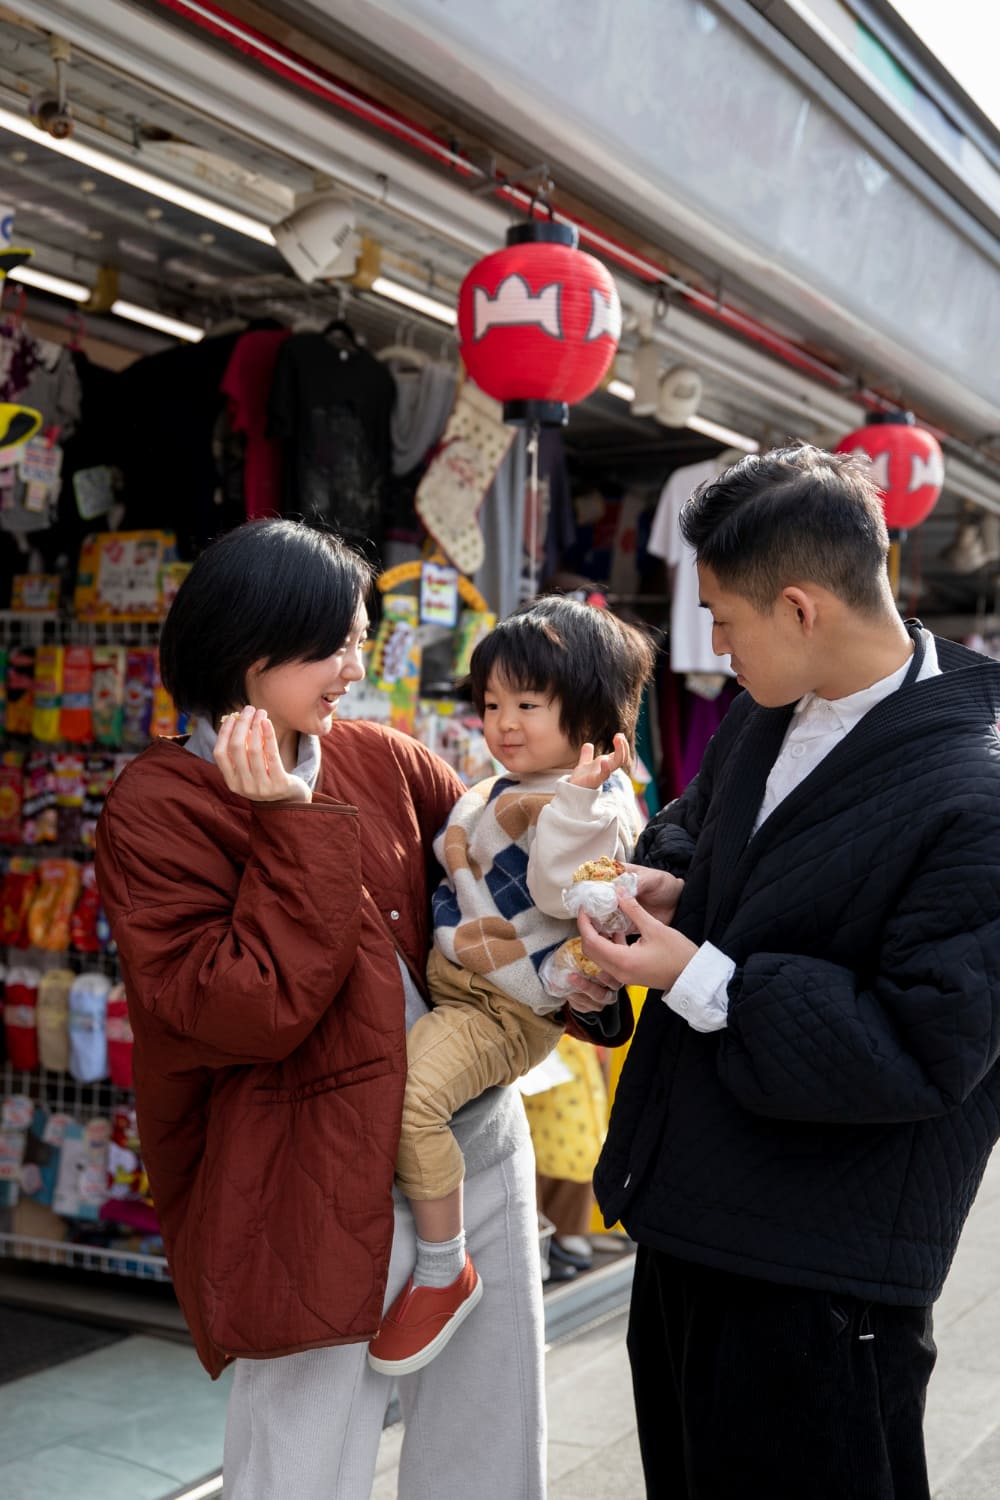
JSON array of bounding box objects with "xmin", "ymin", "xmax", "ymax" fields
[
  {"xmin": 680, "ymin": 444, "xmax": 891, "ymax": 614},
  {"xmin": 160, "ymin": 520, "xmax": 374, "ymax": 721},
  {"xmin": 467, "ymin": 597, "xmax": 657, "ymax": 758}
]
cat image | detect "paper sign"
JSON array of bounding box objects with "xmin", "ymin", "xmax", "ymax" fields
[{"xmin": 419, "ymin": 561, "xmax": 460, "ymax": 628}]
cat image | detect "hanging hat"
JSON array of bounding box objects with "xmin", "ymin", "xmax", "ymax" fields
[{"xmin": 657, "ymin": 364, "xmax": 703, "ymax": 427}]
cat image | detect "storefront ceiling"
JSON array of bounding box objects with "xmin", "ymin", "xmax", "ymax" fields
[{"xmin": 0, "ymin": 2, "xmax": 996, "ymax": 620}]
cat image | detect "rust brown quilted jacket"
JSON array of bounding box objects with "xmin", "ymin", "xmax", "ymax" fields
[{"xmin": 96, "ymin": 721, "xmax": 463, "ymax": 1378}]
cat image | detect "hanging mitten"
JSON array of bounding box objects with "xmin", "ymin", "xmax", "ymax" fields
[
  {"xmin": 36, "ymin": 968, "xmax": 74, "ymax": 1073},
  {"xmin": 414, "ymin": 383, "xmax": 514, "ymax": 574},
  {"xmin": 106, "ymin": 984, "xmax": 134, "ymax": 1090},
  {"xmin": 5, "ymin": 964, "xmax": 41, "ymax": 1070},
  {"xmin": 68, "ymin": 972, "xmax": 112, "ymax": 1083}
]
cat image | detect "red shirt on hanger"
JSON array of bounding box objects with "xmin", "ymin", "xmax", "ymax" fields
[{"xmin": 221, "ymin": 329, "xmax": 292, "ymax": 520}]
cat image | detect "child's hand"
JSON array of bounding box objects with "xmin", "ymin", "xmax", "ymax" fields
[
  {"xmin": 569, "ymin": 733, "xmax": 631, "ymax": 790},
  {"xmin": 214, "ymin": 706, "xmax": 312, "ymax": 804}
]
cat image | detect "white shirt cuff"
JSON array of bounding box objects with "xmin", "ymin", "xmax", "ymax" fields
[{"xmin": 664, "ymin": 942, "xmax": 735, "ymax": 1033}]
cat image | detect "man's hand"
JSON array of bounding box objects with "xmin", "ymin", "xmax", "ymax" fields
[
  {"xmin": 625, "ymin": 865, "xmax": 685, "ymax": 927},
  {"xmin": 569, "ymin": 733, "xmax": 630, "ymax": 791},
  {"xmin": 578, "ymin": 897, "xmax": 698, "ymax": 991},
  {"xmin": 214, "ymin": 706, "xmax": 312, "ymax": 804}
]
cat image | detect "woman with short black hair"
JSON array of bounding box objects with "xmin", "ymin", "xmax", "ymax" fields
[{"xmin": 96, "ymin": 519, "xmax": 625, "ymax": 1499}]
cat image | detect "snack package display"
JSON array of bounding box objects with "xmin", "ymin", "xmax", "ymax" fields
[
  {"xmin": 561, "ymin": 856, "xmax": 638, "ymax": 934},
  {"xmin": 0, "ymin": 751, "xmax": 25, "ymax": 844},
  {"xmin": 5, "ymin": 646, "xmax": 35, "ymax": 737},
  {"xmin": 60, "ymin": 646, "xmax": 94, "ymax": 743},
  {"xmin": 31, "ymin": 644, "xmax": 64, "ymax": 743},
  {"xmin": 27, "ymin": 858, "xmax": 83, "ymax": 951},
  {"xmin": 0, "ymin": 860, "xmax": 38, "ymax": 947},
  {"xmin": 91, "ymin": 647, "xmax": 126, "ymax": 745},
  {"xmin": 21, "ymin": 751, "xmax": 58, "ymax": 846},
  {"xmin": 122, "ymin": 649, "xmax": 155, "ymax": 746}
]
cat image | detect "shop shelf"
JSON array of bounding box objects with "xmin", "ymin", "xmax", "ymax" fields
[{"xmin": 0, "ymin": 1230, "xmax": 169, "ymax": 1280}]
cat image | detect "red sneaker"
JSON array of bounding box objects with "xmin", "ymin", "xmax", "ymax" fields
[{"xmin": 367, "ymin": 1255, "xmax": 483, "ymax": 1375}]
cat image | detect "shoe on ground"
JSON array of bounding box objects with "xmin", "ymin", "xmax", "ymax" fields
[
  {"xmin": 549, "ymin": 1235, "xmax": 593, "ymax": 1272},
  {"xmin": 368, "ymin": 1254, "xmax": 483, "ymax": 1375}
]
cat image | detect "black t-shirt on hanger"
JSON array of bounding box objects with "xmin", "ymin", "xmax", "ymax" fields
[
  {"xmin": 116, "ymin": 333, "xmax": 242, "ymax": 558},
  {"xmin": 267, "ymin": 332, "xmax": 395, "ymax": 560}
]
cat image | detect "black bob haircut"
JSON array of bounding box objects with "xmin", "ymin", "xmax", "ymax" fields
[
  {"xmin": 466, "ymin": 596, "xmax": 657, "ymax": 759},
  {"xmin": 159, "ymin": 520, "xmax": 374, "ymax": 722},
  {"xmin": 680, "ymin": 444, "xmax": 891, "ymax": 614}
]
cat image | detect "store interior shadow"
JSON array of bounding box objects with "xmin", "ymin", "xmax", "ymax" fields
[{"xmin": 0, "ymin": 1302, "xmax": 127, "ymax": 1385}]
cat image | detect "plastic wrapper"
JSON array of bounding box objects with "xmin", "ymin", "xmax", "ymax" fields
[
  {"xmin": 561, "ymin": 870, "xmax": 638, "ymax": 934},
  {"xmin": 539, "ymin": 937, "xmax": 617, "ymax": 1004}
]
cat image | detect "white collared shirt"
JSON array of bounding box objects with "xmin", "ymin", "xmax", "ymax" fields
[{"xmin": 667, "ymin": 631, "xmax": 941, "ymax": 1033}]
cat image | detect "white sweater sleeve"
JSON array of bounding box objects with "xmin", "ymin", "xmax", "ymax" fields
[{"xmin": 526, "ymin": 772, "xmax": 639, "ymax": 919}]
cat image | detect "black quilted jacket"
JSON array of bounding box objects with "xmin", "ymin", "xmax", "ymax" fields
[{"xmin": 596, "ymin": 636, "xmax": 1000, "ymax": 1305}]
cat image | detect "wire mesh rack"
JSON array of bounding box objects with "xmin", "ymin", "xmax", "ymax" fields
[
  {"xmin": 0, "ymin": 614, "xmax": 163, "ymax": 649},
  {"xmin": 0, "ymin": 611, "xmax": 168, "ymax": 1282}
]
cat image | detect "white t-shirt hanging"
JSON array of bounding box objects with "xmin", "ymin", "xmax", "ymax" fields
[{"xmin": 648, "ymin": 458, "xmax": 733, "ymax": 676}]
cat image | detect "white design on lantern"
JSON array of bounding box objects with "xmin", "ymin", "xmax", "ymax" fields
[
  {"xmin": 850, "ymin": 447, "xmax": 891, "ymax": 491},
  {"xmin": 473, "ymin": 275, "xmax": 562, "ymax": 340},
  {"xmin": 910, "ymin": 449, "xmax": 944, "ymax": 492},
  {"xmin": 586, "ymin": 286, "xmax": 622, "ymax": 342}
]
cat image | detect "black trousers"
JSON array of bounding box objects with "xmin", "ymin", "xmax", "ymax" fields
[{"xmin": 628, "ymin": 1246, "xmax": 937, "ymax": 1500}]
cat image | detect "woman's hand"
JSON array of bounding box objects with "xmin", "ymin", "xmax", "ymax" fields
[
  {"xmin": 578, "ymin": 900, "xmax": 698, "ymax": 992},
  {"xmin": 213, "ymin": 706, "xmax": 312, "ymax": 804},
  {"xmin": 569, "ymin": 733, "xmax": 630, "ymax": 791}
]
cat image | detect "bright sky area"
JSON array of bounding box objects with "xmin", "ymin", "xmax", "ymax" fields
[{"xmin": 889, "ymin": 0, "xmax": 1000, "ymax": 128}]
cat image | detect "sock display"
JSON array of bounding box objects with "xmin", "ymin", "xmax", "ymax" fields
[{"xmin": 36, "ymin": 967, "xmax": 74, "ymax": 1072}]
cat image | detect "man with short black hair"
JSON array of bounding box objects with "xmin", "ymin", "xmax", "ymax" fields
[{"xmin": 580, "ymin": 445, "xmax": 1000, "ymax": 1500}]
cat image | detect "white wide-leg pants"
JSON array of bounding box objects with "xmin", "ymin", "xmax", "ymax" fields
[{"xmin": 223, "ymin": 1137, "xmax": 546, "ymax": 1499}]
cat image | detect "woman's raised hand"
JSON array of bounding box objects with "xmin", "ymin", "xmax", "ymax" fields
[
  {"xmin": 569, "ymin": 732, "xmax": 631, "ymax": 791},
  {"xmin": 213, "ymin": 706, "xmax": 312, "ymax": 804}
]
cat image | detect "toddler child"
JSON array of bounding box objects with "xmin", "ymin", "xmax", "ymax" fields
[{"xmin": 368, "ymin": 596, "xmax": 655, "ymax": 1375}]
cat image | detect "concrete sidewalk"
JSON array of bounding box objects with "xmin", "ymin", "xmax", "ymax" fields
[{"xmin": 371, "ymin": 1151, "xmax": 1000, "ymax": 1497}]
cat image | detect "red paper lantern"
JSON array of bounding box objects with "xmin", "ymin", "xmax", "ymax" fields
[
  {"xmin": 835, "ymin": 412, "xmax": 945, "ymax": 530},
  {"xmin": 457, "ymin": 221, "xmax": 621, "ymax": 427}
]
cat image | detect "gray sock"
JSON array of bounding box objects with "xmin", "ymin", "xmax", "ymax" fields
[{"xmin": 413, "ymin": 1230, "xmax": 467, "ymax": 1289}]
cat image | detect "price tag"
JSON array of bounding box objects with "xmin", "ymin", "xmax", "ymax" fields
[{"xmin": 18, "ymin": 438, "xmax": 62, "ymax": 488}]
